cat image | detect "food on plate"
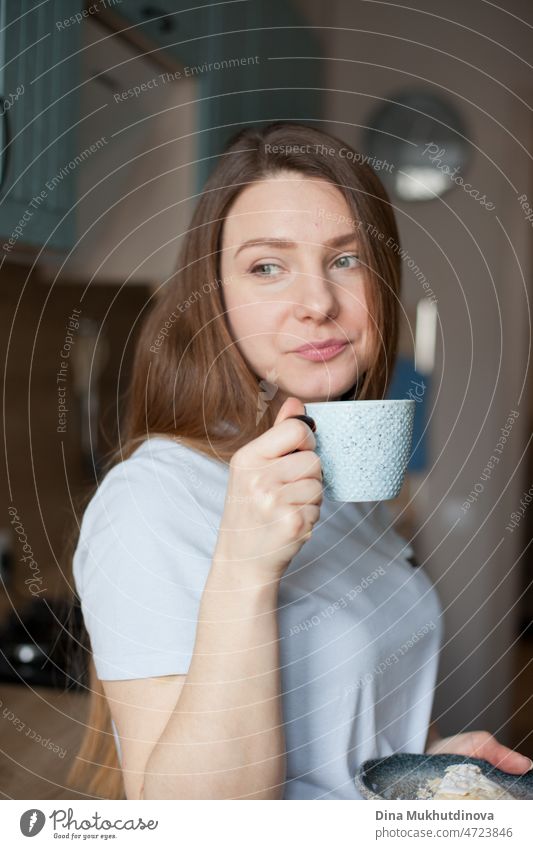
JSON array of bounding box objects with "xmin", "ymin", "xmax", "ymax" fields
[{"xmin": 417, "ymin": 763, "xmax": 515, "ymax": 800}]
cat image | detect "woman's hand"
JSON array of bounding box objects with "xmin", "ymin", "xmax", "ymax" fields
[
  {"xmin": 426, "ymin": 730, "xmax": 533, "ymax": 775},
  {"xmin": 214, "ymin": 396, "xmax": 323, "ymax": 582}
]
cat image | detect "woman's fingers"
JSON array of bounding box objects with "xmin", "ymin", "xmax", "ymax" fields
[
  {"xmin": 429, "ymin": 731, "xmax": 533, "ymax": 775},
  {"xmin": 274, "ymin": 450, "xmax": 322, "ymax": 484},
  {"xmin": 220, "ymin": 397, "xmax": 323, "ymax": 577},
  {"xmin": 468, "ymin": 731, "xmax": 533, "ymax": 774},
  {"xmin": 279, "ymin": 477, "xmax": 323, "ymax": 506},
  {"xmin": 252, "ymin": 415, "xmax": 316, "ymax": 460}
]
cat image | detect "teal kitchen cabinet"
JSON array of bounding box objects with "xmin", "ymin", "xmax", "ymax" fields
[
  {"xmin": 0, "ymin": 0, "xmax": 83, "ymax": 255},
  {"xmin": 0, "ymin": 0, "xmax": 322, "ymax": 256},
  {"xmin": 107, "ymin": 0, "xmax": 323, "ymax": 187}
]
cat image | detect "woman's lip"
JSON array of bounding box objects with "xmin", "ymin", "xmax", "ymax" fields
[{"xmin": 293, "ymin": 342, "xmax": 348, "ymax": 361}]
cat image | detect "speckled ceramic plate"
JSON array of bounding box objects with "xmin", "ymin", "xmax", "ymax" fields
[{"xmin": 355, "ymin": 753, "xmax": 533, "ymax": 800}]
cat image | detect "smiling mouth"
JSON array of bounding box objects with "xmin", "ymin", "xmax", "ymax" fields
[{"xmin": 293, "ymin": 341, "xmax": 348, "ymax": 362}]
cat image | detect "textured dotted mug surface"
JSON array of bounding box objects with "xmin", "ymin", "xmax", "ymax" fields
[{"xmin": 304, "ymin": 400, "xmax": 415, "ymax": 502}]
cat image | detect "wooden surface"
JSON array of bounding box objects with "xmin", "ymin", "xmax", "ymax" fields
[{"xmin": 0, "ymin": 683, "xmax": 89, "ymax": 800}]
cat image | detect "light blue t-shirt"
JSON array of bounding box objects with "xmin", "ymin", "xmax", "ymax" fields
[{"xmin": 73, "ymin": 436, "xmax": 444, "ymax": 800}]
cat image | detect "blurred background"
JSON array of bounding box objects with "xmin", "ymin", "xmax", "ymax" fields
[{"xmin": 0, "ymin": 0, "xmax": 532, "ymax": 798}]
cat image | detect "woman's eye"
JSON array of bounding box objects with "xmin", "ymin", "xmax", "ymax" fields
[
  {"xmin": 333, "ymin": 254, "xmax": 360, "ymax": 269},
  {"xmin": 250, "ymin": 262, "xmax": 282, "ymax": 276}
]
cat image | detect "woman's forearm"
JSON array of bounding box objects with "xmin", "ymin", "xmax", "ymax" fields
[{"xmin": 143, "ymin": 558, "xmax": 285, "ymax": 799}]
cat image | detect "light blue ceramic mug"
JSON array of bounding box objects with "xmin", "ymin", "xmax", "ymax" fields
[{"xmin": 303, "ymin": 399, "xmax": 415, "ymax": 502}]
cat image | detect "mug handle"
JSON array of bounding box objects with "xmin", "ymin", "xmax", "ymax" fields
[{"xmin": 287, "ymin": 414, "xmax": 316, "ymax": 454}]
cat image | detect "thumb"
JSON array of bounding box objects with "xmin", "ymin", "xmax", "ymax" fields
[{"xmin": 274, "ymin": 396, "xmax": 307, "ymax": 426}]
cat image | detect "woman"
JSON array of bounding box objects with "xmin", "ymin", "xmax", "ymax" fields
[{"xmin": 68, "ymin": 122, "xmax": 532, "ymax": 800}]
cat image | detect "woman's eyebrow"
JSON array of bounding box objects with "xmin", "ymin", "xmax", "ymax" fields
[{"xmin": 234, "ymin": 231, "xmax": 359, "ymax": 257}]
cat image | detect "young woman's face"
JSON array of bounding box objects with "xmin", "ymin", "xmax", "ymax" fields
[{"xmin": 219, "ymin": 172, "xmax": 373, "ymax": 408}]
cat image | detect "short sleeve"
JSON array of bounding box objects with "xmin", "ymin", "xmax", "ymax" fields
[{"xmin": 72, "ymin": 441, "xmax": 217, "ymax": 680}]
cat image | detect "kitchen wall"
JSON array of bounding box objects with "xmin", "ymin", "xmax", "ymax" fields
[
  {"xmin": 293, "ymin": 0, "xmax": 533, "ymax": 740},
  {"xmin": 0, "ymin": 262, "xmax": 150, "ymax": 612}
]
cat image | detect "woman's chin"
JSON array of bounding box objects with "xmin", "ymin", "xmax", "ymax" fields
[{"xmin": 282, "ymin": 376, "xmax": 359, "ymax": 404}]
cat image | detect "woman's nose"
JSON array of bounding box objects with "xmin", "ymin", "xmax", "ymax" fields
[{"xmin": 292, "ymin": 270, "xmax": 339, "ymax": 322}]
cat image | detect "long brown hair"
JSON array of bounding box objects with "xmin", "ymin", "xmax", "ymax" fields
[{"xmin": 67, "ymin": 121, "xmax": 404, "ymax": 799}]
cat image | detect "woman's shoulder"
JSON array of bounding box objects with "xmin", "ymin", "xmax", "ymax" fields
[
  {"xmin": 80, "ymin": 436, "xmax": 225, "ymax": 536},
  {"xmin": 100, "ymin": 435, "xmax": 225, "ymax": 490},
  {"xmin": 73, "ymin": 437, "xmax": 224, "ymax": 594},
  {"xmin": 109, "ymin": 434, "xmax": 219, "ymax": 470}
]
